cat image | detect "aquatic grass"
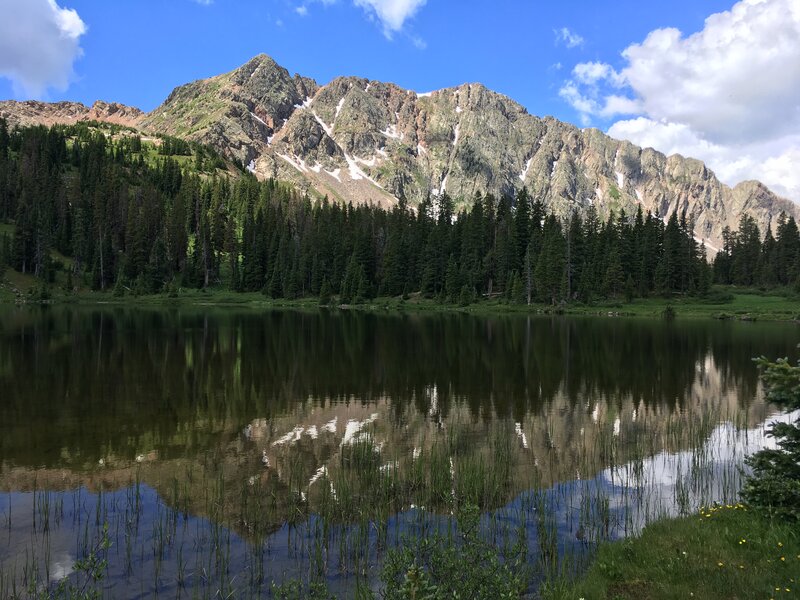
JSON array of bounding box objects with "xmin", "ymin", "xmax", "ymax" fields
[{"xmin": 0, "ymin": 338, "xmax": 792, "ymax": 598}]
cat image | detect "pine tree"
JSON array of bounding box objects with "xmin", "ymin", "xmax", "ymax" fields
[
  {"xmin": 732, "ymin": 215, "xmax": 761, "ymax": 286},
  {"xmin": 458, "ymin": 284, "xmax": 474, "ymax": 306},
  {"xmin": 510, "ymin": 271, "xmax": 525, "ymax": 304},
  {"xmin": 0, "ymin": 233, "xmax": 7, "ymax": 279},
  {"xmin": 713, "ymin": 226, "xmax": 735, "ymax": 284},
  {"xmin": 742, "ymin": 356, "xmax": 800, "ymax": 520},
  {"xmin": 319, "ymin": 278, "xmax": 332, "ymax": 306},
  {"xmin": 513, "ymin": 187, "xmax": 531, "ymax": 272},
  {"xmin": 657, "ymin": 212, "xmax": 682, "ymax": 294},
  {"xmin": 445, "ymin": 254, "xmax": 460, "ymax": 302},
  {"xmin": 604, "ymin": 247, "xmax": 625, "ymax": 298},
  {"xmin": 758, "ymin": 225, "xmax": 778, "ymax": 287},
  {"xmin": 776, "ymin": 215, "xmax": 800, "ymax": 286},
  {"xmin": 534, "ymin": 216, "xmax": 566, "ymax": 304},
  {"xmin": 697, "ymin": 243, "xmax": 712, "ymax": 295}
]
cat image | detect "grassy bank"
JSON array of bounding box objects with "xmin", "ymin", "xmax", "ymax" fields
[
  {"xmin": 542, "ymin": 504, "xmax": 800, "ymax": 600},
  {"xmin": 2, "ymin": 273, "xmax": 799, "ymax": 322},
  {"xmin": 1, "ymin": 260, "xmax": 799, "ymax": 321}
]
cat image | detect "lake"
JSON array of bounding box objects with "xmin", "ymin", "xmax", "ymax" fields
[{"xmin": 0, "ymin": 306, "xmax": 797, "ymax": 598}]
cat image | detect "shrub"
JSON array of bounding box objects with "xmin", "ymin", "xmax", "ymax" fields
[
  {"xmin": 381, "ymin": 504, "xmax": 529, "ymax": 599},
  {"xmin": 742, "ymin": 355, "xmax": 800, "ymax": 521}
]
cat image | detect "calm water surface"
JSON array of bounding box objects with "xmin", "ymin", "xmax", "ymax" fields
[{"xmin": 0, "ymin": 307, "xmax": 797, "ymax": 597}]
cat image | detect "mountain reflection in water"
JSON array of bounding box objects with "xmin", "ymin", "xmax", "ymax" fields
[{"xmin": 0, "ymin": 306, "xmax": 797, "ymax": 597}]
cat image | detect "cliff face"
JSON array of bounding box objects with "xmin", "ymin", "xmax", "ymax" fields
[
  {"xmin": 254, "ymin": 78, "xmax": 797, "ymax": 248},
  {"xmin": 2, "ymin": 54, "xmax": 796, "ymax": 247}
]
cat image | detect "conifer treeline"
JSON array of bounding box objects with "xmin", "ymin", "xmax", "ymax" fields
[
  {"xmin": 712, "ymin": 215, "xmax": 800, "ymax": 288},
  {"xmin": 0, "ymin": 121, "xmax": 797, "ymax": 302}
]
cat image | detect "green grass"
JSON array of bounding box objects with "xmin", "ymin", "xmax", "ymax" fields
[
  {"xmin": 543, "ymin": 504, "xmax": 800, "ymax": 600},
  {"xmin": 393, "ymin": 290, "xmax": 800, "ymax": 321},
  {"xmin": 1, "ymin": 268, "xmax": 37, "ymax": 295},
  {"xmin": 1, "ymin": 260, "xmax": 798, "ymax": 322},
  {"xmin": 581, "ymin": 291, "xmax": 800, "ymax": 321},
  {"xmin": 4, "ymin": 286, "xmax": 800, "ymax": 321}
]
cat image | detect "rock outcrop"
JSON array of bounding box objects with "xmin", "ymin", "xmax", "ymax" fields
[{"xmin": 0, "ymin": 99, "xmax": 144, "ymax": 129}]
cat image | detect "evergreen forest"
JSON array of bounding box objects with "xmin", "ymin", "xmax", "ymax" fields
[{"xmin": 1, "ymin": 120, "xmax": 798, "ymax": 305}]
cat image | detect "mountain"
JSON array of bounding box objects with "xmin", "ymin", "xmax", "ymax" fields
[
  {"xmin": 0, "ymin": 99, "xmax": 144, "ymax": 130},
  {"xmin": 2, "ymin": 54, "xmax": 797, "ymax": 248},
  {"xmin": 143, "ymin": 55, "xmax": 800, "ymax": 250},
  {"xmin": 141, "ymin": 54, "xmax": 318, "ymax": 167}
]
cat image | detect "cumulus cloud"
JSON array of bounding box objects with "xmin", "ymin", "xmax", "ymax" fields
[
  {"xmin": 298, "ymin": 0, "xmax": 425, "ymax": 38},
  {"xmin": 559, "ymin": 61, "xmax": 638, "ymax": 123},
  {"xmin": 555, "ymin": 27, "xmax": 584, "ymax": 49},
  {"xmin": 559, "ymin": 0, "xmax": 800, "ymax": 202},
  {"xmin": 0, "ymin": 0, "xmax": 87, "ymax": 98},
  {"xmin": 353, "ymin": 0, "xmax": 427, "ymax": 37},
  {"xmin": 608, "ymin": 118, "xmax": 800, "ymax": 202}
]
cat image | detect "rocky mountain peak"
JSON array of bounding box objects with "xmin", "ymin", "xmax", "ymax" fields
[
  {"xmin": 142, "ymin": 53, "xmax": 319, "ymax": 166},
  {"xmin": 2, "ymin": 54, "xmax": 796, "ymax": 247}
]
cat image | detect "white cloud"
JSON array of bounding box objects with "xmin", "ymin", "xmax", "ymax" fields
[
  {"xmin": 353, "ymin": 0, "xmax": 427, "ymax": 37},
  {"xmin": 602, "ymin": 95, "xmax": 640, "ymax": 117},
  {"xmin": 555, "ymin": 27, "xmax": 584, "ymax": 49},
  {"xmin": 609, "ymin": 118, "xmax": 800, "ymax": 202},
  {"xmin": 558, "ymin": 81, "xmax": 596, "ymax": 125},
  {"xmin": 298, "ymin": 0, "xmax": 425, "ymax": 38},
  {"xmin": 410, "ymin": 35, "xmax": 427, "ymax": 50},
  {"xmin": 558, "ymin": 79, "xmax": 638, "ymax": 123},
  {"xmin": 573, "ymin": 62, "xmax": 624, "ymax": 87},
  {"xmin": 0, "ymin": 0, "xmax": 87, "ymax": 98},
  {"xmin": 560, "ymin": 0, "xmax": 800, "ymax": 202}
]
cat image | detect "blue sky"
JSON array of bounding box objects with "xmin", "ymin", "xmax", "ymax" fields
[
  {"xmin": 0, "ymin": 0, "xmax": 730, "ymax": 119},
  {"xmin": 1, "ymin": 0, "xmax": 799, "ymax": 202}
]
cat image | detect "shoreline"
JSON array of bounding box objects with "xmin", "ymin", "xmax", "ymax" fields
[{"xmin": 1, "ymin": 288, "xmax": 799, "ymax": 322}]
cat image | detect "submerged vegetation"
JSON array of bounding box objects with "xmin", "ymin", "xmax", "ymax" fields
[
  {"xmin": 1, "ymin": 308, "xmax": 797, "ymax": 598},
  {"xmin": 554, "ymin": 353, "xmax": 800, "ymax": 599},
  {"xmin": 0, "ymin": 408, "xmax": 789, "ymax": 599}
]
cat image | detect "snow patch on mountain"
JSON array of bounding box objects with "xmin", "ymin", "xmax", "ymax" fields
[
  {"xmin": 519, "ymin": 157, "xmax": 533, "ymax": 183},
  {"xmin": 382, "ymin": 124, "xmax": 403, "ymax": 140}
]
